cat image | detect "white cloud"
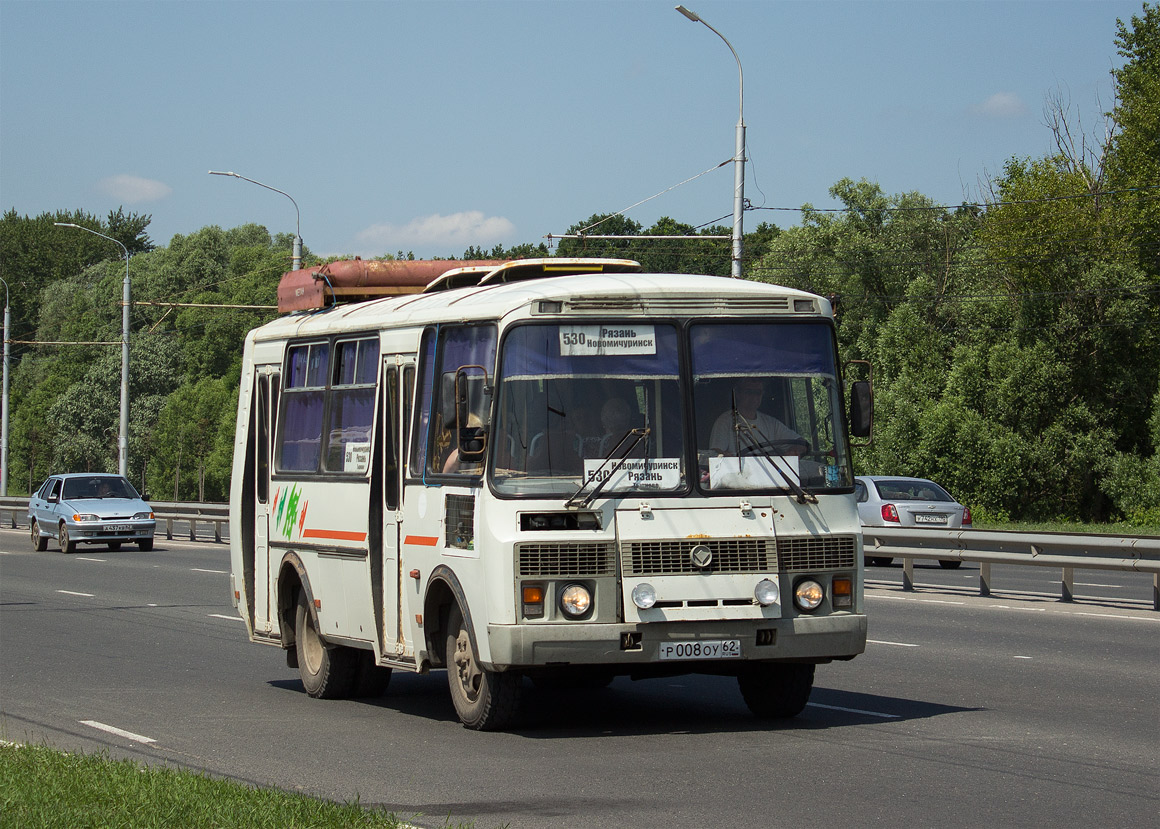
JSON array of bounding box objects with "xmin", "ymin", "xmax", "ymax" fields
[
  {"xmin": 97, "ymin": 174, "xmax": 173, "ymax": 203},
  {"xmin": 970, "ymin": 92, "xmax": 1028, "ymax": 119},
  {"xmin": 355, "ymin": 210, "xmax": 516, "ymax": 254}
]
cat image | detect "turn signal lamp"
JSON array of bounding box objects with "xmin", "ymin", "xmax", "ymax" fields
[
  {"xmin": 522, "ymin": 584, "xmax": 545, "ymax": 618},
  {"xmin": 832, "ymin": 577, "xmax": 853, "ymax": 609}
]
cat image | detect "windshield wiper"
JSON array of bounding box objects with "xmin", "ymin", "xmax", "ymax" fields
[
  {"xmin": 734, "ymin": 414, "xmax": 817, "ymax": 505},
  {"xmin": 565, "ymin": 427, "xmax": 650, "ymax": 509}
]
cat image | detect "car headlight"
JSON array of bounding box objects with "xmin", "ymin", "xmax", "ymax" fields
[
  {"xmin": 631, "ymin": 583, "xmax": 657, "ymax": 610},
  {"xmin": 793, "ymin": 579, "xmax": 825, "ymax": 612},
  {"xmin": 559, "ymin": 584, "xmax": 592, "ymax": 617},
  {"xmin": 71, "ymin": 513, "xmax": 99, "ymax": 523},
  {"xmin": 754, "ymin": 578, "xmax": 779, "ymax": 607},
  {"xmin": 132, "ymin": 512, "xmax": 153, "ymax": 520}
]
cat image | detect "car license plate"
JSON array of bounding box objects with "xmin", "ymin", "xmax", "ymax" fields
[
  {"xmin": 106, "ymin": 524, "xmax": 131, "ymax": 532},
  {"xmin": 658, "ymin": 640, "xmax": 741, "ymax": 661},
  {"xmin": 914, "ymin": 514, "xmax": 947, "ymax": 524}
]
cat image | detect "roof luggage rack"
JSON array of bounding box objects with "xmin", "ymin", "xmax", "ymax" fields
[{"xmin": 276, "ymin": 257, "xmax": 642, "ymax": 312}]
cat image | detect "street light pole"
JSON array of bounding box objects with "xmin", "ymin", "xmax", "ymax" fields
[
  {"xmin": 54, "ymin": 223, "xmax": 131, "ymax": 477},
  {"xmin": 0, "ymin": 277, "xmax": 9, "ymax": 496},
  {"xmin": 208, "ymin": 171, "xmax": 303, "ymax": 271},
  {"xmin": 675, "ymin": 4, "xmax": 746, "ymax": 278}
]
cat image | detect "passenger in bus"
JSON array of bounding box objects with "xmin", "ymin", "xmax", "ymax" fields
[
  {"xmin": 582, "ymin": 397, "xmax": 635, "ymax": 458},
  {"xmin": 709, "ymin": 378, "xmax": 807, "ymax": 456}
]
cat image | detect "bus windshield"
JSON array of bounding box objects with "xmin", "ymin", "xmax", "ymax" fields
[
  {"xmin": 491, "ymin": 323, "xmax": 685, "ymax": 496},
  {"xmin": 490, "ymin": 319, "xmax": 853, "ymax": 498},
  {"xmin": 690, "ymin": 321, "xmax": 853, "ymax": 492}
]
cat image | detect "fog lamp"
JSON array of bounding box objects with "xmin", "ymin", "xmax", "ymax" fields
[
  {"xmin": 794, "ymin": 579, "xmax": 825, "ymax": 612},
  {"xmin": 631, "ymin": 583, "xmax": 657, "ymax": 610},
  {"xmin": 754, "ymin": 578, "xmax": 780, "ymax": 607}
]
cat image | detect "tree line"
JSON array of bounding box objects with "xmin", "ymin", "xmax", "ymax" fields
[{"xmin": 0, "ymin": 4, "xmax": 1156, "ymax": 524}]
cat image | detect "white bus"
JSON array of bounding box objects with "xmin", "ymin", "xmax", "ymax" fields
[{"xmin": 229, "ymin": 258, "xmax": 872, "ymax": 730}]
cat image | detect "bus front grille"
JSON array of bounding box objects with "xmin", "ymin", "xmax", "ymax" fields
[
  {"xmin": 623, "ymin": 539, "xmax": 773, "ymax": 576},
  {"xmin": 776, "ymin": 535, "xmax": 857, "ymax": 571},
  {"xmin": 517, "ymin": 542, "xmax": 617, "ymax": 577}
]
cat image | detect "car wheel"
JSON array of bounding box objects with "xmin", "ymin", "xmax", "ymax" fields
[
  {"xmin": 108, "ymin": 542, "xmax": 122, "ymax": 552},
  {"xmin": 938, "ymin": 559, "xmax": 962, "ymax": 569},
  {"xmin": 59, "ymin": 524, "xmax": 76, "ymax": 554},
  {"xmin": 445, "ymin": 603, "xmax": 521, "ymax": 730},
  {"xmin": 295, "ymin": 591, "xmax": 358, "ymax": 699},
  {"xmin": 31, "ymin": 519, "xmax": 48, "ymax": 552},
  {"xmin": 138, "ymin": 538, "xmax": 154, "ymax": 552},
  {"xmin": 737, "ymin": 663, "xmax": 815, "ymax": 719}
]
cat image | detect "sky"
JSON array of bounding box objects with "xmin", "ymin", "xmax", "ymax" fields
[{"xmin": 0, "ymin": 0, "xmax": 1144, "ymax": 260}]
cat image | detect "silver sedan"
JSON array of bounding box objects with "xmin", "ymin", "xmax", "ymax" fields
[{"xmin": 855, "ymin": 475, "xmax": 972, "ymax": 568}]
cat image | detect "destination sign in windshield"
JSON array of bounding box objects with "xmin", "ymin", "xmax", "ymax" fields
[{"xmin": 559, "ymin": 325, "xmax": 657, "ymax": 356}]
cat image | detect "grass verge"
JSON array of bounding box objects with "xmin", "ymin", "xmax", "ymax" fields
[{"xmin": 0, "ymin": 742, "xmax": 453, "ymax": 829}]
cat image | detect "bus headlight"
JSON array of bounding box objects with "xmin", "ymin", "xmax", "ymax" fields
[
  {"xmin": 560, "ymin": 584, "xmax": 592, "ymax": 618},
  {"xmin": 793, "ymin": 579, "xmax": 825, "ymax": 612},
  {"xmin": 754, "ymin": 578, "xmax": 779, "ymax": 607},
  {"xmin": 631, "ymin": 583, "xmax": 657, "ymax": 609}
]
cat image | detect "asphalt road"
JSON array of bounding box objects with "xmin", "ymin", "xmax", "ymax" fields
[{"xmin": 3, "ymin": 528, "xmax": 1158, "ymax": 828}]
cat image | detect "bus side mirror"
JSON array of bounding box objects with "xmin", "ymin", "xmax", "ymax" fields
[
  {"xmin": 455, "ymin": 367, "xmax": 490, "ymax": 464},
  {"xmin": 849, "ymin": 380, "xmax": 873, "ymax": 438}
]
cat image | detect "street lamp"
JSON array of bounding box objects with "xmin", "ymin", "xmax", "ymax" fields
[
  {"xmin": 208, "ymin": 171, "xmax": 302, "ymax": 271},
  {"xmin": 0, "ymin": 277, "xmax": 9, "ymax": 496},
  {"xmin": 54, "ymin": 222, "xmax": 131, "ymax": 478},
  {"xmin": 675, "ymin": 4, "xmax": 746, "ymax": 278}
]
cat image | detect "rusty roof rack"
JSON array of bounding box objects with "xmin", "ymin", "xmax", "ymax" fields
[{"xmin": 277, "ymin": 257, "xmax": 642, "ymax": 312}]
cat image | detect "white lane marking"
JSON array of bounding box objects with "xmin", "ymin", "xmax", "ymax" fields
[
  {"xmin": 1060, "ymin": 582, "xmax": 1122, "ymax": 589},
  {"xmin": 80, "ymin": 720, "xmax": 156, "ymax": 744},
  {"xmin": 76, "ymin": 557, "xmax": 106, "ymax": 562},
  {"xmin": 1014, "ymin": 656, "xmax": 1033, "ymax": 660},
  {"xmin": 868, "ymin": 639, "xmax": 919, "ymax": 647},
  {"xmin": 808, "ymin": 702, "xmax": 900, "ymax": 719},
  {"xmin": 209, "ymin": 614, "xmax": 244, "ymax": 621},
  {"xmin": 57, "ymin": 590, "xmax": 94, "ymax": 597},
  {"xmin": 191, "ymin": 568, "xmax": 228, "ymax": 574},
  {"xmin": 868, "ymin": 592, "xmax": 1159, "ymax": 623}
]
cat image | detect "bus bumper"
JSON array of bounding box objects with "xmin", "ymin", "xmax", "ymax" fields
[{"xmin": 484, "ymin": 613, "xmax": 867, "ymax": 670}]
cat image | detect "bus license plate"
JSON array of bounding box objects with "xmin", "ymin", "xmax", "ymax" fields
[
  {"xmin": 914, "ymin": 514, "xmax": 947, "ymax": 524},
  {"xmin": 658, "ymin": 640, "xmax": 741, "ymax": 661}
]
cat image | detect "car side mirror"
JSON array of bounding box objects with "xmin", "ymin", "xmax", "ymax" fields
[{"xmin": 48, "ymin": 494, "xmax": 59, "ymax": 504}]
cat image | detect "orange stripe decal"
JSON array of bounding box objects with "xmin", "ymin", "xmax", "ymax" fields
[
  {"xmin": 302, "ymin": 528, "xmax": 367, "ymax": 542},
  {"xmin": 404, "ymin": 535, "xmax": 440, "ymax": 547}
]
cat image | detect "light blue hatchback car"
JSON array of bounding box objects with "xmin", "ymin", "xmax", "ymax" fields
[{"xmin": 29, "ymin": 473, "xmax": 156, "ymax": 553}]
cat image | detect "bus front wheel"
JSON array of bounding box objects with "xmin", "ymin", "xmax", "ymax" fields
[
  {"xmin": 738, "ymin": 663, "xmax": 815, "ymax": 719},
  {"xmin": 295, "ymin": 592, "xmax": 357, "ymax": 699},
  {"xmin": 445, "ymin": 604, "xmax": 521, "ymax": 730}
]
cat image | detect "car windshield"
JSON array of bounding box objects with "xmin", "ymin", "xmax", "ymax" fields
[
  {"xmin": 62, "ymin": 477, "xmax": 137, "ymax": 500},
  {"xmin": 491, "ymin": 323, "xmax": 684, "ymax": 497},
  {"xmin": 872, "ymin": 480, "xmax": 953, "ymax": 502}
]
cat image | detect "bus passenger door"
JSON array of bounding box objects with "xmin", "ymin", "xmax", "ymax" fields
[
  {"xmin": 252, "ymin": 369, "xmax": 278, "ymax": 634},
  {"xmin": 379, "ymin": 356, "xmax": 414, "ymax": 656}
]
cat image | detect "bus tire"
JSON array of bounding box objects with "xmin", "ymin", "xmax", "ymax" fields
[
  {"xmin": 31, "ymin": 520, "xmax": 48, "ymax": 552},
  {"xmin": 445, "ymin": 604, "xmax": 521, "ymax": 730},
  {"xmin": 295, "ymin": 592, "xmax": 358, "ymax": 699},
  {"xmin": 738, "ymin": 663, "xmax": 815, "ymax": 719},
  {"xmin": 353, "ymin": 651, "xmax": 393, "ymax": 698}
]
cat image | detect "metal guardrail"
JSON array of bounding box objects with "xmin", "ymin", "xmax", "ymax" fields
[
  {"xmin": 862, "ymin": 527, "xmax": 1160, "ymax": 611},
  {"xmin": 0, "ymin": 496, "xmax": 229, "ymax": 543}
]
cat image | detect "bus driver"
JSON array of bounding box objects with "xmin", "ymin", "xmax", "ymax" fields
[{"xmin": 709, "ymin": 378, "xmax": 807, "ymax": 456}]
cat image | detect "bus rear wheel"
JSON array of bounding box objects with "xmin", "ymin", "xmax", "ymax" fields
[
  {"xmin": 738, "ymin": 663, "xmax": 815, "ymax": 719},
  {"xmin": 295, "ymin": 592, "xmax": 357, "ymax": 699},
  {"xmin": 445, "ymin": 604, "xmax": 520, "ymax": 730}
]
